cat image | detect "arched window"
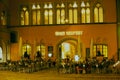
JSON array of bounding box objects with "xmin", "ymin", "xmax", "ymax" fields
[
  {"xmin": 81, "ymin": 1, "xmax": 90, "ymax": 23},
  {"xmin": 36, "ymin": 45, "xmax": 45, "ymax": 58},
  {"xmin": 94, "ymin": 3, "xmax": 103, "ymax": 23},
  {"xmin": 32, "ymin": 4, "xmax": 41, "ymax": 25},
  {"xmin": 68, "ymin": 2, "xmax": 78, "ymax": 24},
  {"xmin": 56, "ymin": 3, "xmax": 65, "ymax": 24},
  {"xmin": 44, "ymin": 3, "xmax": 53, "ymax": 24},
  {"xmin": 0, "ymin": 47, "xmax": 3, "ymax": 60},
  {"xmin": 20, "ymin": 6, "xmax": 29, "ymax": 25},
  {"xmin": 1, "ymin": 11, "xmax": 6, "ymax": 25},
  {"xmin": 22, "ymin": 44, "xmax": 31, "ymax": 58}
]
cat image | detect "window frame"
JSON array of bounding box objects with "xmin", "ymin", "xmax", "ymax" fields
[
  {"xmin": 93, "ymin": 44, "xmax": 108, "ymax": 57},
  {"xmin": 20, "ymin": 5, "xmax": 30, "ymax": 25},
  {"xmin": 94, "ymin": 3, "xmax": 103, "ymax": 23}
]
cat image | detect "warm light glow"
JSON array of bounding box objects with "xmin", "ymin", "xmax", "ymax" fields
[
  {"xmin": 44, "ymin": 10, "xmax": 48, "ymax": 15},
  {"xmin": 49, "ymin": 3, "xmax": 53, "ymax": 8},
  {"xmin": 22, "ymin": 44, "xmax": 31, "ymax": 55},
  {"xmin": 0, "ymin": 47, "xmax": 3, "ymax": 60},
  {"xmin": 73, "ymin": 2, "xmax": 77, "ymax": 8},
  {"xmin": 48, "ymin": 53, "xmax": 52, "ymax": 57},
  {"xmin": 49, "ymin": 10, "xmax": 53, "ymax": 15},
  {"xmin": 23, "ymin": 7, "xmax": 27, "ymax": 11},
  {"xmin": 44, "ymin": 4, "xmax": 48, "ymax": 8},
  {"xmin": 32, "ymin": 4, "xmax": 36, "ymax": 9},
  {"xmin": 86, "ymin": 2, "xmax": 90, "ymax": 7},
  {"xmin": 61, "ymin": 3, "xmax": 65, "ymax": 8},
  {"xmin": 61, "ymin": 42, "xmax": 70, "ymax": 59},
  {"xmin": 74, "ymin": 55, "xmax": 79, "ymax": 62},
  {"xmin": 55, "ymin": 31, "xmax": 83, "ymax": 36},
  {"xmin": 94, "ymin": 3, "xmax": 103, "ymax": 23},
  {"xmin": 81, "ymin": 1, "xmax": 85, "ymax": 7},
  {"xmin": 37, "ymin": 5, "xmax": 40, "ymax": 9}
]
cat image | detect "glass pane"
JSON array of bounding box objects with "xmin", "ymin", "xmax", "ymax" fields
[
  {"xmin": 103, "ymin": 45, "xmax": 108, "ymax": 57},
  {"xmin": 44, "ymin": 10, "xmax": 48, "ymax": 24},
  {"xmin": 81, "ymin": 8, "xmax": 85, "ymax": 23},
  {"xmin": 37, "ymin": 10, "xmax": 41, "ymax": 25},
  {"xmin": 32, "ymin": 10, "xmax": 36, "ymax": 25},
  {"xmin": 61, "ymin": 9, "xmax": 65, "ymax": 24},
  {"xmin": 86, "ymin": 8, "xmax": 90, "ymax": 23},
  {"xmin": 36, "ymin": 45, "xmax": 45, "ymax": 58},
  {"xmin": 49, "ymin": 10, "xmax": 53, "ymax": 24},
  {"xmin": 74, "ymin": 9, "xmax": 78, "ymax": 23},
  {"xmin": 22, "ymin": 44, "xmax": 31, "ymax": 55},
  {"xmin": 25, "ymin": 11, "xmax": 29, "ymax": 25},
  {"xmin": 57, "ymin": 9, "xmax": 60, "ymax": 24},
  {"xmin": 94, "ymin": 8, "xmax": 98, "ymax": 23},
  {"xmin": 99, "ymin": 7, "xmax": 103, "ymax": 22},
  {"xmin": 69, "ymin": 9, "xmax": 73, "ymax": 23},
  {"xmin": 57, "ymin": 10, "xmax": 60, "ymax": 24}
]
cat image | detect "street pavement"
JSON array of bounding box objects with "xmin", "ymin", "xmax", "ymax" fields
[{"xmin": 0, "ymin": 68, "xmax": 120, "ymax": 80}]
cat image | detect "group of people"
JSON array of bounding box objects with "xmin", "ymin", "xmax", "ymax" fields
[
  {"xmin": 0, "ymin": 53, "xmax": 120, "ymax": 74},
  {"xmin": 58, "ymin": 57, "xmax": 120, "ymax": 74}
]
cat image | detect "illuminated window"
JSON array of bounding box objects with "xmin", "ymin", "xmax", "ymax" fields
[
  {"xmin": 22, "ymin": 44, "xmax": 31, "ymax": 57},
  {"xmin": 94, "ymin": 3, "xmax": 103, "ymax": 23},
  {"xmin": 81, "ymin": 1, "xmax": 90, "ymax": 23},
  {"xmin": 68, "ymin": 2, "xmax": 78, "ymax": 24},
  {"xmin": 44, "ymin": 3, "xmax": 53, "ymax": 24},
  {"xmin": 0, "ymin": 47, "xmax": 3, "ymax": 61},
  {"xmin": 32, "ymin": 4, "xmax": 41, "ymax": 25},
  {"xmin": 1, "ymin": 11, "xmax": 6, "ymax": 25},
  {"xmin": 93, "ymin": 44, "xmax": 108, "ymax": 57},
  {"xmin": 20, "ymin": 6, "xmax": 29, "ymax": 25},
  {"xmin": 56, "ymin": 3, "xmax": 65, "ymax": 24},
  {"xmin": 36, "ymin": 45, "xmax": 45, "ymax": 58}
]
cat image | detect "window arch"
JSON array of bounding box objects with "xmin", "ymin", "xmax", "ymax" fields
[
  {"xmin": 20, "ymin": 6, "xmax": 29, "ymax": 25},
  {"xmin": 94, "ymin": 3, "xmax": 103, "ymax": 23},
  {"xmin": 56, "ymin": 3, "xmax": 65, "ymax": 24},
  {"xmin": 22, "ymin": 44, "xmax": 31, "ymax": 58},
  {"xmin": 68, "ymin": 2, "xmax": 78, "ymax": 24},
  {"xmin": 81, "ymin": 1, "xmax": 90, "ymax": 23},
  {"xmin": 44, "ymin": 3, "xmax": 53, "ymax": 24},
  {"xmin": 32, "ymin": 4, "xmax": 41, "ymax": 25},
  {"xmin": 36, "ymin": 45, "xmax": 46, "ymax": 58}
]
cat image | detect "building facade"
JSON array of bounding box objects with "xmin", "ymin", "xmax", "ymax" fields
[{"xmin": 0, "ymin": 0, "xmax": 119, "ymax": 62}]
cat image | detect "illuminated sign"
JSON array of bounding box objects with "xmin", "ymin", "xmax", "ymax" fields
[{"xmin": 55, "ymin": 31, "xmax": 83, "ymax": 36}]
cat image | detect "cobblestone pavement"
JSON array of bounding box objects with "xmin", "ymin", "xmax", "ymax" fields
[{"xmin": 0, "ymin": 69, "xmax": 120, "ymax": 80}]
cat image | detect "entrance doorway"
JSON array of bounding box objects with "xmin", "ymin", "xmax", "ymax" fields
[{"xmin": 57, "ymin": 38, "xmax": 78, "ymax": 61}]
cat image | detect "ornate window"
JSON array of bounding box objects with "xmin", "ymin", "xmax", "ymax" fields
[
  {"xmin": 1, "ymin": 11, "xmax": 6, "ymax": 25},
  {"xmin": 20, "ymin": 6, "xmax": 29, "ymax": 25},
  {"xmin": 94, "ymin": 3, "xmax": 103, "ymax": 23},
  {"xmin": 56, "ymin": 3, "xmax": 66, "ymax": 24},
  {"xmin": 32, "ymin": 4, "xmax": 41, "ymax": 25},
  {"xmin": 44, "ymin": 3, "xmax": 53, "ymax": 24},
  {"xmin": 68, "ymin": 2, "xmax": 78, "ymax": 24},
  {"xmin": 81, "ymin": 1, "xmax": 90, "ymax": 23},
  {"xmin": 93, "ymin": 44, "xmax": 108, "ymax": 57}
]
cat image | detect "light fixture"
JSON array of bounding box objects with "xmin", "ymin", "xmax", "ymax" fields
[{"xmin": 48, "ymin": 53, "xmax": 52, "ymax": 58}]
